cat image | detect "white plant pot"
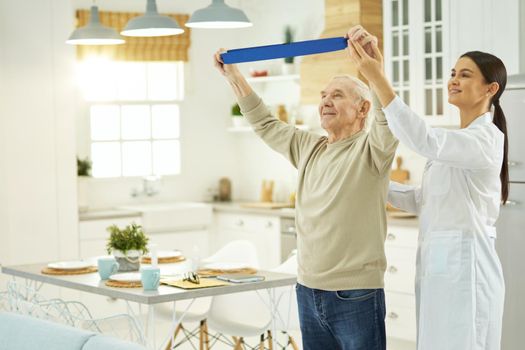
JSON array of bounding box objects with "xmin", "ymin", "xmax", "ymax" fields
[
  {"xmin": 281, "ymin": 63, "xmax": 295, "ymax": 75},
  {"xmin": 112, "ymin": 249, "xmax": 142, "ymax": 272},
  {"xmin": 232, "ymin": 117, "xmax": 245, "ymax": 127}
]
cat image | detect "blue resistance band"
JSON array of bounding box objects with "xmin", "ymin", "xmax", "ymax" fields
[{"xmin": 220, "ymin": 37, "xmax": 348, "ymax": 64}]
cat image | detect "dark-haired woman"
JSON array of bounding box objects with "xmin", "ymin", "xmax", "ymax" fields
[{"xmin": 347, "ymin": 26, "xmax": 507, "ymax": 350}]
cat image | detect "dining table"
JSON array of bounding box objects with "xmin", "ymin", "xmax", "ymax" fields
[{"xmin": 1, "ymin": 262, "xmax": 297, "ymax": 350}]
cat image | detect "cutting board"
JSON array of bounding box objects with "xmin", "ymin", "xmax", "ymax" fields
[
  {"xmin": 240, "ymin": 202, "xmax": 294, "ymax": 209},
  {"xmin": 390, "ymin": 156, "xmax": 410, "ymax": 184}
]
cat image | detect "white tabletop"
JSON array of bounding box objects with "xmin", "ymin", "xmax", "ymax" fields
[{"xmin": 1, "ymin": 263, "xmax": 297, "ymax": 305}]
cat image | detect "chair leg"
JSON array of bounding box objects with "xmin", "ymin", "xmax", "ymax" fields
[
  {"xmin": 199, "ymin": 320, "xmax": 205, "ymax": 350},
  {"xmin": 267, "ymin": 330, "xmax": 273, "ymax": 350},
  {"xmin": 164, "ymin": 323, "xmax": 183, "ymax": 350},
  {"xmin": 233, "ymin": 337, "xmax": 243, "ymax": 350},
  {"xmin": 259, "ymin": 334, "xmax": 265, "ymax": 350},
  {"xmin": 289, "ymin": 335, "xmax": 299, "ymax": 350},
  {"xmin": 203, "ymin": 320, "xmax": 210, "ymax": 350},
  {"xmin": 240, "ymin": 337, "xmax": 245, "ymax": 350}
]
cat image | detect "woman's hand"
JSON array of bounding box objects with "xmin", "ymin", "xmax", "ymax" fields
[
  {"xmin": 346, "ymin": 26, "xmax": 384, "ymax": 84},
  {"xmin": 346, "ymin": 25, "xmax": 379, "ymax": 59},
  {"xmin": 345, "ymin": 26, "xmax": 396, "ymax": 107},
  {"xmin": 214, "ymin": 49, "xmax": 243, "ymax": 82}
]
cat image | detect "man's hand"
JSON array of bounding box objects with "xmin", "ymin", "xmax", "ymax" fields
[{"xmin": 214, "ymin": 49, "xmax": 243, "ymax": 82}]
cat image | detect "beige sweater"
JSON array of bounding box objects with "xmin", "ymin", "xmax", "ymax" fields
[{"xmin": 237, "ymin": 92, "xmax": 398, "ymax": 291}]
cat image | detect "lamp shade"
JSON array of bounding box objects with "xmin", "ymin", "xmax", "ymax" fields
[
  {"xmin": 186, "ymin": 0, "xmax": 252, "ymax": 29},
  {"xmin": 121, "ymin": 0, "xmax": 184, "ymax": 37},
  {"xmin": 66, "ymin": 6, "xmax": 125, "ymax": 45}
]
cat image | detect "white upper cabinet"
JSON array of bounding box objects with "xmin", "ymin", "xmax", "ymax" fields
[
  {"xmin": 383, "ymin": 0, "xmax": 521, "ymax": 127},
  {"xmin": 383, "ymin": 0, "xmax": 452, "ymax": 126}
]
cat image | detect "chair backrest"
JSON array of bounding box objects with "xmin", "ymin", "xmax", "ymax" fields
[
  {"xmin": 201, "ymin": 240, "xmax": 260, "ymax": 269},
  {"xmin": 270, "ymin": 254, "xmax": 300, "ymax": 331},
  {"xmin": 205, "ymin": 241, "xmax": 270, "ymax": 330}
]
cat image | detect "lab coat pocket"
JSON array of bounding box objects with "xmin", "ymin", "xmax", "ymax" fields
[{"xmin": 421, "ymin": 230, "xmax": 464, "ymax": 277}]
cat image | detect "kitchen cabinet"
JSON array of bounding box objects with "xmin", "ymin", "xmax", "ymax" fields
[
  {"xmin": 213, "ymin": 212, "xmax": 281, "ymax": 270},
  {"xmin": 384, "ymin": 223, "xmax": 418, "ymax": 346}
]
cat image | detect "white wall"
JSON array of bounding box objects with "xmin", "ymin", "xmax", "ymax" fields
[{"xmin": 0, "ymin": 0, "xmax": 78, "ymax": 266}]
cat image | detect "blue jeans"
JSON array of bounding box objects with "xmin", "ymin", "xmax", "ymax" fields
[{"xmin": 296, "ymin": 283, "xmax": 386, "ymax": 350}]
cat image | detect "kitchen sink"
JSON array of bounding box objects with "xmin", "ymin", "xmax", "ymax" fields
[{"xmin": 117, "ymin": 202, "xmax": 213, "ymax": 233}]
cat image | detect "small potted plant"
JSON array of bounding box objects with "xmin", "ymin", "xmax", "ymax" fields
[
  {"xmin": 231, "ymin": 103, "xmax": 245, "ymax": 128},
  {"xmin": 76, "ymin": 156, "xmax": 92, "ymax": 212},
  {"xmin": 106, "ymin": 223, "xmax": 149, "ymax": 272},
  {"xmin": 77, "ymin": 156, "xmax": 92, "ymax": 177},
  {"xmin": 282, "ymin": 26, "xmax": 295, "ymax": 74}
]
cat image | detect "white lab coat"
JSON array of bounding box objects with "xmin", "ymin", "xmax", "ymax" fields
[{"xmin": 384, "ymin": 97, "xmax": 505, "ymax": 350}]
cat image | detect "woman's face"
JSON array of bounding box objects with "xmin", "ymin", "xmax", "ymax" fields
[{"xmin": 448, "ymin": 57, "xmax": 492, "ymax": 109}]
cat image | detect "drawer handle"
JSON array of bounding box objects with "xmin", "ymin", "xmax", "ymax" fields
[
  {"xmin": 266, "ymin": 221, "xmax": 273, "ymax": 228},
  {"xmin": 236, "ymin": 220, "xmax": 244, "ymax": 226},
  {"xmin": 287, "ymin": 227, "xmax": 296, "ymax": 233},
  {"xmin": 504, "ymin": 200, "xmax": 519, "ymax": 206},
  {"xmin": 388, "ymin": 266, "xmax": 398, "ymax": 274},
  {"xmin": 388, "ymin": 312, "xmax": 399, "ymax": 320},
  {"xmin": 387, "ymin": 233, "xmax": 396, "ymax": 241}
]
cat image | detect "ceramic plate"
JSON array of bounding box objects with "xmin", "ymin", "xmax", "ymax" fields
[
  {"xmin": 144, "ymin": 250, "xmax": 182, "ymax": 259},
  {"xmin": 201, "ymin": 262, "xmax": 250, "ymax": 270},
  {"xmin": 109, "ymin": 272, "xmax": 142, "ymax": 282},
  {"xmin": 47, "ymin": 261, "xmax": 93, "ymax": 270}
]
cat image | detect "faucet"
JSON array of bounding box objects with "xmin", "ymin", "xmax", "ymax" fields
[{"xmin": 131, "ymin": 175, "xmax": 161, "ymax": 197}]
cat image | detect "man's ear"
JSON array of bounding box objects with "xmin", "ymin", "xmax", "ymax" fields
[{"xmin": 359, "ymin": 100, "xmax": 371, "ymax": 118}]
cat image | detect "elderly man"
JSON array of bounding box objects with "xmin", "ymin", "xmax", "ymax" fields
[{"xmin": 214, "ymin": 48, "xmax": 398, "ymax": 350}]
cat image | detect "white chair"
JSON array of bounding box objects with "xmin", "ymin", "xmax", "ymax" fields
[
  {"xmin": 205, "ymin": 250, "xmax": 300, "ymax": 349},
  {"xmin": 161, "ymin": 240, "xmax": 260, "ymax": 349},
  {"xmin": 270, "ymin": 253, "xmax": 300, "ymax": 350}
]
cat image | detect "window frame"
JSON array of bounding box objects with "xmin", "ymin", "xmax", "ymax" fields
[
  {"xmin": 383, "ymin": 0, "xmax": 453, "ymax": 126},
  {"xmin": 78, "ymin": 61, "xmax": 184, "ymax": 179}
]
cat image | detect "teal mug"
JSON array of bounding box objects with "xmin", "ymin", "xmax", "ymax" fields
[
  {"xmin": 97, "ymin": 257, "xmax": 119, "ymax": 280},
  {"xmin": 141, "ymin": 266, "xmax": 160, "ymax": 291}
]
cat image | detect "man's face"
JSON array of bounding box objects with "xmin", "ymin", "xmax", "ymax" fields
[{"xmin": 318, "ymin": 78, "xmax": 362, "ymax": 133}]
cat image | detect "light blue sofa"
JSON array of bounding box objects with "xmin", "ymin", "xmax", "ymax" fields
[{"xmin": 0, "ymin": 312, "xmax": 145, "ymax": 350}]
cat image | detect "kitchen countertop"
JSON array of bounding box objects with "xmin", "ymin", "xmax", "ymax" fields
[
  {"xmin": 212, "ymin": 202, "xmax": 295, "ymax": 218},
  {"xmin": 79, "ymin": 208, "xmax": 142, "ymax": 221},
  {"xmin": 79, "ymin": 202, "xmax": 419, "ymax": 227}
]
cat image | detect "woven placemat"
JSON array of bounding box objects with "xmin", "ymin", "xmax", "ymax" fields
[
  {"xmin": 141, "ymin": 256, "xmax": 186, "ymax": 264},
  {"xmin": 41, "ymin": 266, "xmax": 98, "ymax": 275},
  {"xmin": 105, "ymin": 280, "xmax": 142, "ymax": 288},
  {"xmin": 197, "ymin": 267, "xmax": 258, "ymax": 277}
]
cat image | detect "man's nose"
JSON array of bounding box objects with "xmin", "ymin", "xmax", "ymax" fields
[{"xmin": 322, "ymin": 96, "xmax": 333, "ymax": 106}]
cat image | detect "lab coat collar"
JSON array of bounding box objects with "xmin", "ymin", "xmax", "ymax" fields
[{"xmin": 468, "ymin": 112, "xmax": 492, "ymax": 128}]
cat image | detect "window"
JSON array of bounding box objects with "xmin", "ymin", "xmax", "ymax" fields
[
  {"xmin": 77, "ymin": 59, "xmax": 184, "ymax": 178},
  {"xmin": 384, "ymin": 0, "xmax": 449, "ymax": 124}
]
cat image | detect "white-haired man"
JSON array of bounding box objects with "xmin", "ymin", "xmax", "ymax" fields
[{"xmin": 214, "ymin": 50, "xmax": 398, "ymax": 350}]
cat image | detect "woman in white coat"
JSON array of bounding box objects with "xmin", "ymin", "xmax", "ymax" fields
[{"xmin": 346, "ymin": 26, "xmax": 508, "ymax": 350}]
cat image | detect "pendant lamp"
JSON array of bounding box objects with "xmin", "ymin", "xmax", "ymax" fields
[
  {"xmin": 66, "ymin": 5, "xmax": 125, "ymax": 45},
  {"xmin": 186, "ymin": 0, "xmax": 252, "ymax": 29},
  {"xmin": 121, "ymin": 0, "xmax": 184, "ymax": 37}
]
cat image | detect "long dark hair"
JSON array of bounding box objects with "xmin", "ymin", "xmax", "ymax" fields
[{"xmin": 461, "ymin": 51, "xmax": 509, "ymax": 204}]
